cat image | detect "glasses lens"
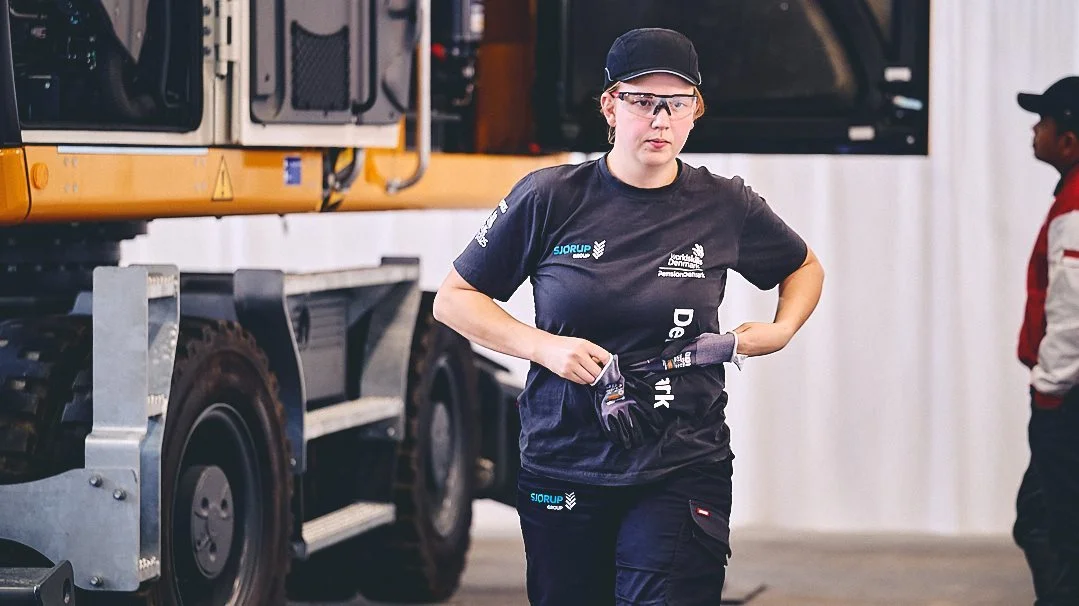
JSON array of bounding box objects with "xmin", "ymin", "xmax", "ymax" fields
[{"xmin": 618, "ymin": 93, "xmax": 696, "ymax": 119}]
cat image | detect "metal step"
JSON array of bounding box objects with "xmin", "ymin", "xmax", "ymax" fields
[
  {"xmin": 296, "ymin": 502, "xmax": 395, "ymax": 558},
  {"xmin": 303, "ymin": 396, "xmax": 402, "ymax": 441},
  {"xmin": 283, "ymin": 265, "xmax": 419, "ymax": 296}
]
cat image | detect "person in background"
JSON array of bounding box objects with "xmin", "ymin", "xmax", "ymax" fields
[{"xmin": 1014, "ymin": 75, "xmax": 1079, "ymax": 606}]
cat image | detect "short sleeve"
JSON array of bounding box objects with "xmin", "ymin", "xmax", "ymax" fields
[
  {"xmin": 732, "ymin": 186, "xmax": 808, "ymax": 290},
  {"xmin": 452, "ymin": 173, "xmax": 547, "ymax": 301}
]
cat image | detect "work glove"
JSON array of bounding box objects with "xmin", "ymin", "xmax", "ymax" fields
[
  {"xmin": 590, "ymin": 354, "xmax": 650, "ymax": 449},
  {"xmin": 625, "ymin": 332, "xmax": 744, "ymax": 374}
]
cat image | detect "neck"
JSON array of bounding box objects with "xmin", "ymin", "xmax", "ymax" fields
[
  {"xmin": 1059, "ymin": 160, "xmax": 1079, "ymax": 178},
  {"xmin": 606, "ymin": 147, "xmax": 679, "ymax": 189}
]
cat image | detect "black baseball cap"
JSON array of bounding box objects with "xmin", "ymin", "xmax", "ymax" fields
[
  {"xmin": 604, "ymin": 28, "xmax": 702, "ymax": 88},
  {"xmin": 1018, "ymin": 76, "xmax": 1079, "ymax": 126}
]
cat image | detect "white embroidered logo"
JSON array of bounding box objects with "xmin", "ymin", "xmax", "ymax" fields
[
  {"xmin": 474, "ymin": 198, "xmax": 509, "ymax": 248},
  {"xmin": 592, "ymin": 240, "xmax": 606, "ymax": 259},
  {"xmin": 658, "ymin": 243, "xmax": 706, "ymax": 279},
  {"xmin": 565, "ymin": 492, "xmax": 577, "ymax": 510}
]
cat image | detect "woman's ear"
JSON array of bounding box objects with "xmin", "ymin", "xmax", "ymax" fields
[{"xmin": 600, "ymin": 93, "xmax": 617, "ymax": 127}]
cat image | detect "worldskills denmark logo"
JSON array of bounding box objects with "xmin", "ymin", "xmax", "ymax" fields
[{"xmin": 658, "ymin": 243, "xmax": 705, "ymax": 279}]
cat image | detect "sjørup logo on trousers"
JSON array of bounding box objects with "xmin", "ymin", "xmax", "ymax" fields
[{"xmin": 529, "ymin": 491, "xmax": 578, "ymax": 511}]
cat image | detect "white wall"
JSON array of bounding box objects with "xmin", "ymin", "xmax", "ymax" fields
[{"xmin": 123, "ymin": 1, "xmax": 1079, "ymax": 536}]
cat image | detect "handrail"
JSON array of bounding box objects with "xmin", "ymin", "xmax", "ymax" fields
[{"xmin": 385, "ymin": 0, "xmax": 430, "ymax": 195}]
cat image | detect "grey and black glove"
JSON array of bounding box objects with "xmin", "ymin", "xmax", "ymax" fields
[{"xmin": 590, "ymin": 354, "xmax": 652, "ymax": 449}]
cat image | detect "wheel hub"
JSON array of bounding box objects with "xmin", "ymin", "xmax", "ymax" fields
[
  {"xmin": 426, "ymin": 358, "xmax": 465, "ymax": 539},
  {"xmin": 180, "ymin": 465, "xmax": 235, "ymax": 580},
  {"xmin": 428, "ymin": 401, "xmax": 453, "ymax": 492}
]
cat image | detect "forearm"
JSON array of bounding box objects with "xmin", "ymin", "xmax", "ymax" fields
[
  {"xmin": 773, "ymin": 249, "xmax": 824, "ymax": 335},
  {"xmin": 432, "ymin": 287, "xmax": 549, "ymax": 363}
]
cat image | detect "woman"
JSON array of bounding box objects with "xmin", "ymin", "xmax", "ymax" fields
[{"xmin": 433, "ymin": 27, "xmax": 824, "ymax": 606}]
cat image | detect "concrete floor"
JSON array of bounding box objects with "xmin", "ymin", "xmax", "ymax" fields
[
  {"xmin": 298, "ymin": 525, "xmax": 1037, "ymax": 606},
  {"xmin": 721, "ymin": 529, "xmax": 1035, "ymax": 606}
]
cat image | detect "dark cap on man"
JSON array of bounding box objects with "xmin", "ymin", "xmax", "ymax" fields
[
  {"xmin": 1018, "ymin": 76, "xmax": 1079, "ymax": 129},
  {"xmin": 604, "ymin": 28, "xmax": 702, "ymax": 88}
]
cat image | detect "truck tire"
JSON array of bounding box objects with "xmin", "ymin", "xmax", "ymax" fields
[
  {"xmin": 0, "ymin": 316, "xmax": 293, "ymax": 606},
  {"xmin": 0, "ymin": 316, "xmax": 92, "ymax": 487},
  {"xmin": 0, "ymin": 316, "xmax": 94, "ymax": 569},
  {"xmin": 141, "ymin": 319, "xmax": 292, "ymax": 606},
  {"xmin": 356, "ymin": 300, "xmax": 481, "ymax": 603}
]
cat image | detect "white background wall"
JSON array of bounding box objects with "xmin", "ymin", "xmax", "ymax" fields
[{"xmin": 123, "ymin": 1, "xmax": 1079, "ymax": 536}]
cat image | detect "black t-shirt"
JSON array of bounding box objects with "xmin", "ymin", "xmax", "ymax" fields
[{"xmin": 453, "ymin": 155, "xmax": 807, "ymax": 485}]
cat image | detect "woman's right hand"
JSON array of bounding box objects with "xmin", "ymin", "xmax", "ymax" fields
[{"xmin": 534, "ymin": 334, "xmax": 610, "ymax": 385}]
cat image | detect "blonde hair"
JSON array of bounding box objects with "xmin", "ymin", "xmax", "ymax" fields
[{"xmin": 600, "ymin": 81, "xmax": 707, "ymax": 144}]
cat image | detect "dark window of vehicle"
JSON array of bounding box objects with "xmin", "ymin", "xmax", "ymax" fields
[
  {"xmin": 534, "ymin": 0, "xmax": 930, "ymax": 155},
  {"xmin": 10, "ymin": 0, "xmax": 203, "ymax": 132}
]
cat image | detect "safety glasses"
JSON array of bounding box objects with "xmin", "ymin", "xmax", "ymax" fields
[{"xmin": 614, "ymin": 92, "xmax": 698, "ymax": 120}]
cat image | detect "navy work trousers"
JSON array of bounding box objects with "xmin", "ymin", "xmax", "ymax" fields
[
  {"xmin": 1014, "ymin": 391, "xmax": 1079, "ymax": 605},
  {"xmin": 517, "ymin": 458, "xmax": 733, "ymax": 606}
]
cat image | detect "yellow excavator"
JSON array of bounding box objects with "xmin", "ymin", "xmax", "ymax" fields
[{"xmin": 0, "ymin": 0, "xmax": 928, "ymax": 604}]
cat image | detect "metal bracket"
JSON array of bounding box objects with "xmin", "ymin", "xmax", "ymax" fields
[
  {"xmin": 215, "ymin": 0, "xmax": 238, "ymax": 77},
  {"xmin": 83, "ymin": 265, "xmax": 178, "ymax": 589},
  {"xmin": 0, "ymin": 469, "xmax": 140, "ymax": 592},
  {"xmin": 0, "ymin": 266, "xmax": 180, "ymax": 591}
]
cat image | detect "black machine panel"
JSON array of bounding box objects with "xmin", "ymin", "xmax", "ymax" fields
[
  {"xmin": 9, "ymin": 0, "xmax": 203, "ymax": 131},
  {"xmin": 249, "ymin": 0, "xmax": 417, "ymax": 126},
  {"xmin": 534, "ymin": 0, "xmax": 930, "ymax": 155}
]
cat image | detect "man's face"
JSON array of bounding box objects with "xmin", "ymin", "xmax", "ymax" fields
[
  {"xmin": 1032, "ymin": 114, "xmax": 1079, "ymax": 172},
  {"xmin": 601, "ymin": 73, "xmax": 698, "ymax": 168},
  {"xmin": 1033, "ymin": 115, "xmax": 1063, "ymax": 165}
]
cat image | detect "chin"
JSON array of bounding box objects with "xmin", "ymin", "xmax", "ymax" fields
[{"xmin": 637, "ymin": 150, "xmax": 675, "ymax": 166}]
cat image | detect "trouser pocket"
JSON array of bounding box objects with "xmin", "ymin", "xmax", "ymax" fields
[{"xmin": 687, "ymin": 499, "xmax": 732, "ymax": 564}]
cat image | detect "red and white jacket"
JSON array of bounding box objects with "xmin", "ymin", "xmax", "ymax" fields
[{"xmin": 1019, "ymin": 167, "xmax": 1079, "ymax": 408}]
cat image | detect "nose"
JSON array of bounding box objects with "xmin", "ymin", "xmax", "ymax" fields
[{"xmin": 650, "ymin": 106, "xmax": 672, "ymax": 128}]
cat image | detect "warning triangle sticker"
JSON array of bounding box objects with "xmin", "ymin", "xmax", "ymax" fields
[{"xmin": 212, "ymin": 157, "xmax": 234, "ymax": 201}]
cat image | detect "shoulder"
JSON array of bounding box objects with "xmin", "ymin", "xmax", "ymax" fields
[
  {"xmin": 678, "ymin": 161, "xmax": 757, "ymax": 210},
  {"xmin": 510, "ymin": 160, "xmax": 600, "ymax": 209},
  {"xmin": 527, "ymin": 160, "xmax": 599, "ymax": 191}
]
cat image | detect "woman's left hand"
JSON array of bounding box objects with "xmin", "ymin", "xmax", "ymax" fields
[{"xmin": 732, "ymin": 322, "xmax": 795, "ymax": 357}]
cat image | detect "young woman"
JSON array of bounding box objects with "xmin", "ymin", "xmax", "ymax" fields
[{"xmin": 434, "ymin": 27, "xmax": 824, "ymax": 606}]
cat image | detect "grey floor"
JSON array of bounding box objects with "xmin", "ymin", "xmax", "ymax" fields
[{"xmin": 297, "ymin": 527, "xmax": 1037, "ymax": 606}]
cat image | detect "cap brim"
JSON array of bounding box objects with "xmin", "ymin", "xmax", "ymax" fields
[
  {"xmin": 611, "ymin": 68, "xmax": 701, "ymax": 86},
  {"xmin": 1018, "ymin": 92, "xmax": 1047, "ymax": 113}
]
